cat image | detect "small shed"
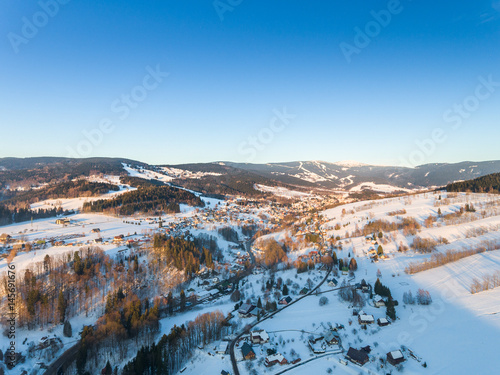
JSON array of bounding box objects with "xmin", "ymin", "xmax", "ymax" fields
[
  {"xmin": 387, "ymin": 350, "xmax": 405, "ymax": 366},
  {"xmin": 377, "ymin": 318, "xmax": 390, "ymax": 327}
]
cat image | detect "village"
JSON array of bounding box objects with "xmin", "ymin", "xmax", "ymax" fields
[{"xmin": 1, "ymin": 166, "xmax": 500, "ymax": 375}]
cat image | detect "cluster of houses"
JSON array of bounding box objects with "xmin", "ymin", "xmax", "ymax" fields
[{"xmin": 239, "ymin": 329, "xmax": 299, "ymax": 368}]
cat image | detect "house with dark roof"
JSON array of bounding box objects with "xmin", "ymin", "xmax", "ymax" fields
[
  {"xmin": 328, "ymin": 278, "xmax": 338, "ymax": 287},
  {"xmin": 346, "ymin": 347, "xmax": 369, "ymax": 366},
  {"xmin": 279, "ymin": 296, "xmax": 292, "ymax": 305},
  {"xmin": 241, "ymin": 342, "xmax": 255, "ymax": 360},
  {"xmin": 324, "ymin": 331, "xmax": 340, "ymax": 345}
]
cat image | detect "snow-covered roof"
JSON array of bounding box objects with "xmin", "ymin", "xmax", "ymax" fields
[
  {"xmin": 238, "ymin": 303, "xmax": 255, "ymax": 314},
  {"xmin": 252, "ymin": 329, "xmax": 269, "ymax": 341},
  {"xmin": 359, "ymin": 314, "xmax": 375, "ymax": 322},
  {"xmin": 266, "ymin": 353, "xmax": 285, "ymax": 363},
  {"xmin": 390, "ymin": 350, "xmax": 404, "ymax": 360}
]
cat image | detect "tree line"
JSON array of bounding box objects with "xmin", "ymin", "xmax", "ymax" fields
[
  {"xmin": 119, "ymin": 176, "xmax": 166, "ymax": 188},
  {"xmin": 347, "ymin": 217, "xmax": 421, "ymax": 238},
  {"xmin": 405, "ymin": 247, "xmax": 494, "ymax": 274},
  {"xmin": 470, "ymin": 271, "xmax": 500, "ymax": 294},
  {"xmin": 0, "ymin": 204, "xmax": 65, "ymax": 226},
  {"xmin": 446, "ymin": 172, "xmax": 500, "ymax": 194}
]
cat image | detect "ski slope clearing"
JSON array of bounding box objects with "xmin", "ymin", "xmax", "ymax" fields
[
  {"xmin": 350, "ymin": 182, "xmax": 415, "ymax": 193},
  {"xmin": 254, "ymin": 184, "xmax": 313, "ymax": 199}
]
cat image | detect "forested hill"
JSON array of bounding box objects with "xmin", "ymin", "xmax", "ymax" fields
[
  {"xmin": 446, "ymin": 173, "xmax": 500, "ymax": 193},
  {"xmin": 0, "ymin": 157, "xmax": 146, "ymax": 191},
  {"xmin": 0, "ymin": 180, "xmax": 119, "ymax": 226},
  {"xmin": 1, "ymin": 180, "xmax": 120, "ymax": 205},
  {"xmin": 82, "ymin": 186, "xmax": 204, "ymax": 215}
]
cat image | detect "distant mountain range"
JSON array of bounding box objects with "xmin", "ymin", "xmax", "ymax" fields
[
  {"xmin": 2, "ymin": 157, "xmax": 500, "ymax": 195},
  {"xmin": 168, "ymin": 160, "xmax": 500, "ymax": 192}
]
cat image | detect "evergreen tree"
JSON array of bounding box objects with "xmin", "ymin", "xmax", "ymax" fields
[
  {"xmin": 180, "ymin": 290, "xmax": 186, "ymax": 311},
  {"xmin": 374, "ymin": 278, "xmax": 382, "ymax": 295},
  {"xmin": 57, "ymin": 290, "xmax": 67, "ymax": 323},
  {"xmin": 167, "ymin": 291, "xmax": 173, "ymax": 315},
  {"xmin": 74, "ymin": 252, "xmax": 84, "ymax": 275},
  {"xmin": 283, "ymin": 284, "xmax": 289, "ymax": 295},
  {"xmin": 377, "ymin": 245, "xmax": 384, "ymax": 255},
  {"xmin": 386, "ymin": 298, "xmax": 396, "ymax": 320},
  {"xmin": 63, "ymin": 321, "xmax": 72, "ymax": 337},
  {"xmin": 332, "ymin": 251, "xmax": 338, "ymax": 265},
  {"xmin": 104, "ymin": 360, "xmax": 112, "ymax": 375}
]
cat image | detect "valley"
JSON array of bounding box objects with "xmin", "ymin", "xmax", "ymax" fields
[{"xmin": 1, "ymin": 160, "xmax": 500, "ymax": 374}]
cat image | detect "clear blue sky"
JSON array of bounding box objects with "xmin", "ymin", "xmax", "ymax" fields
[{"xmin": 1, "ymin": 0, "xmax": 499, "ymax": 166}]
